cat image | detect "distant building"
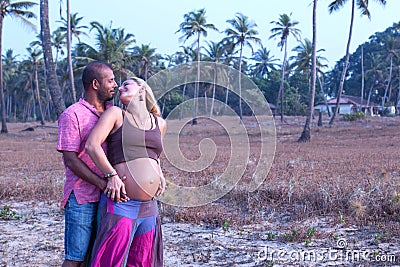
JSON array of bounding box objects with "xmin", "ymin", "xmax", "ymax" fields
[{"xmin": 314, "ymin": 95, "xmax": 380, "ymax": 115}]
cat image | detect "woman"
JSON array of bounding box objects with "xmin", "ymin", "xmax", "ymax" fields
[{"xmin": 85, "ymin": 77, "xmax": 166, "ymax": 267}]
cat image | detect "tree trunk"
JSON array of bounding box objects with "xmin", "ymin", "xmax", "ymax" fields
[
  {"xmin": 298, "ymin": 0, "xmax": 317, "ymax": 142},
  {"xmin": 30, "ymin": 76, "xmax": 36, "ymax": 120},
  {"xmin": 396, "ymin": 67, "xmax": 400, "ymax": 111},
  {"xmin": 329, "ymin": 0, "xmax": 355, "ymax": 125},
  {"xmin": 67, "ymin": 0, "xmax": 76, "ymax": 102},
  {"xmin": 238, "ymin": 43, "xmax": 243, "ymax": 122},
  {"xmin": 277, "ymin": 41, "xmax": 288, "ymax": 123},
  {"xmin": 210, "ymin": 62, "xmax": 217, "ymax": 117},
  {"xmin": 382, "ymin": 56, "xmax": 393, "ymax": 108},
  {"xmin": 192, "ymin": 33, "xmax": 201, "ymax": 125},
  {"xmin": 204, "ymin": 89, "xmax": 207, "ymax": 111},
  {"xmin": 224, "ymin": 79, "xmax": 229, "ymax": 113},
  {"xmin": 361, "ymin": 45, "xmax": 364, "ymax": 112},
  {"xmin": 0, "ymin": 16, "xmax": 8, "ymax": 133},
  {"xmin": 317, "ymin": 74, "xmax": 331, "ymax": 117},
  {"xmin": 40, "ymin": 0, "xmax": 66, "ymax": 117},
  {"xmin": 367, "ymin": 82, "xmax": 373, "ymax": 107},
  {"xmin": 180, "ymin": 64, "xmax": 188, "ymax": 120},
  {"xmin": 34, "ymin": 62, "xmax": 45, "ymax": 125}
]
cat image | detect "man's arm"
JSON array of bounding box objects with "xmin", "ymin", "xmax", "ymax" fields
[{"xmin": 62, "ymin": 151, "xmax": 107, "ymax": 191}]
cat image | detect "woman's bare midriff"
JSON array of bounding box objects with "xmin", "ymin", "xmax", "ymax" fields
[{"xmin": 114, "ymin": 158, "xmax": 162, "ymax": 201}]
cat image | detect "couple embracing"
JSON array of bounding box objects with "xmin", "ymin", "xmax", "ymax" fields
[{"xmin": 58, "ymin": 61, "xmax": 166, "ymax": 267}]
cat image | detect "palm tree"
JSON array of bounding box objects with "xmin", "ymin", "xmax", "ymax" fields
[
  {"xmin": 26, "ymin": 46, "xmax": 45, "ymax": 125},
  {"xmin": 52, "ymin": 29, "xmax": 66, "ymax": 70},
  {"xmin": 66, "ymin": 0, "xmax": 74, "ymax": 102},
  {"xmin": 290, "ymin": 38, "xmax": 329, "ymax": 118},
  {"xmin": 204, "ymin": 40, "xmax": 226, "ymax": 116},
  {"xmin": 250, "ymin": 45, "xmax": 278, "ymax": 78},
  {"xmin": 86, "ymin": 22, "xmax": 135, "ymax": 69},
  {"xmin": 176, "ymin": 8, "xmax": 218, "ymax": 125},
  {"xmin": 381, "ymin": 35, "xmax": 398, "ymax": 107},
  {"xmin": 75, "ymin": 22, "xmax": 136, "ymax": 83},
  {"xmin": 289, "ymin": 39, "xmax": 327, "ymax": 81},
  {"xmin": 57, "ymin": 11, "xmax": 88, "ymax": 102},
  {"xmin": 328, "ymin": 0, "xmax": 386, "ymax": 125},
  {"xmin": 131, "ymin": 44, "xmax": 160, "ymax": 81},
  {"xmin": 220, "ymin": 38, "xmax": 239, "ymax": 110},
  {"xmin": 58, "ymin": 12, "xmax": 88, "ymax": 43},
  {"xmin": 2, "ymin": 49, "xmax": 19, "ymax": 88},
  {"xmin": 365, "ymin": 52, "xmax": 384, "ymax": 107},
  {"xmin": 2, "ymin": 49, "xmax": 19, "ymax": 120},
  {"xmin": 0, "ymin": 0, "xmax": 37, "ymax": 133},
  {"xmin": 270, "ymin": 13, "xmax": 301, "ymax": 123},
  {"xmin": 174, "ymin": 46, "xmax": 194, "ymax": 120},
  {"xmin": 40, "ymin": 0, "xmax": 66, "ymax": 118},
  {"xmin": 299, "ymin": 0, "xmax": 317, "ymax": 142},
  {"xmin": 60, "ymin": 9, "xmax": 87, "ymax": 102},
  {"xmin": 225, "ymin": 13, "xmax": 261, "ymax": 121}
]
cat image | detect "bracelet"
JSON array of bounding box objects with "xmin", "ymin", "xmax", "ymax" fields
[{"xmin": 104, "ymin": 169, "xmax": 117, "ymax": 179}]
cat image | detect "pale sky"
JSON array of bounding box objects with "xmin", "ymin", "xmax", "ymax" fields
[{"xmin": 4, "ymin": 0, "xmax": 399, "ymax": 69}]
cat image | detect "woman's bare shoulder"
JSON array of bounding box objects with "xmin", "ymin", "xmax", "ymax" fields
[
  {"xmin": 105, "ymin": 105, "xmax": 122, "ymax": 113},
  {"xmin": 157, "ymin": 116, "xmax": 166, "ymax": 126},
  {"xmin": 157, "ymin": 116, "xmax": 167, "ymax": 135},
  {"xmin": 102, "ymin": 106, "xmax": 123, "ymax": 118}
]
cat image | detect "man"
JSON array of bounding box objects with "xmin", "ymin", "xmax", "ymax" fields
[{"xmin": 57, "ymin": 61, "xmax": 126, "ymax": 267}]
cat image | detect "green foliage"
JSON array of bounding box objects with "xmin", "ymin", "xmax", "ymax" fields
[
  {"xmin": 159, "ymin": 90, "xmax": 183, "ymax": 118},
  {"xmin": 305, "ymin": 226, "xmax": 316, "ymax": 246},
  {"xmin": 265, "ymin": 261, "xmax": 274, "ymax": 267},
  {"xmin": 266, "ymin": 231, "xmax": 275, "ymax": 240},
  {"xmin": 374, "ymin": 233, "xmax": 383, "ymax": 245},
  {"xmin": 343, "ymin": 112, "xmax": 365, "ymax": 121},
  {"xmin": 339, "ymin": 211, "xmax": 346, "ymax": 224},
  {"xmin": 0, "ymin": 205, "xmax": 21, "ymax": 220},
  {"xmin": 4, "ymin": 9, "xmax": 399, "ymax": 123},
  {"xmin": 326, "ymin": 23, "xmax": 400, "ymax": 106},
  {"xmin": 222, "ymin": 218, "xmax": 231, "ymax": 231},
  {"xmin": 284, "ymin": 229, "xmax": 299, "ymax": 242}
]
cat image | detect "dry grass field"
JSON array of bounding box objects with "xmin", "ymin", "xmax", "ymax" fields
[{"xmin": 0, "ymin": 115, "xmax": 399, "ymax": 266}]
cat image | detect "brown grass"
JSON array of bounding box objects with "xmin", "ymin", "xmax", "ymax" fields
[{"xmin": 1, "ymin": 116, "xmax": 399, "ymax": 237}]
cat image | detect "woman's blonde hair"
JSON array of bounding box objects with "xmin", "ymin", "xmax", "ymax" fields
[{"xmin": 128, "ymin": 77, "xmax": 161, "ymax": 117}]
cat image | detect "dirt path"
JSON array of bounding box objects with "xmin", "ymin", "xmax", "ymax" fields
[{"xmin": 1, "ymin": 200, "xmax": 399, "ymax": 266}]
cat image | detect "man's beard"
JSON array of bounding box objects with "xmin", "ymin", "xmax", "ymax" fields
[{"xmin": 101, "ymin": 88, "xmax": 116, "ymax": 102}]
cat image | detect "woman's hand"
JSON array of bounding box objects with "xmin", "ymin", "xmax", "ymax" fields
[
  {"xmin": 154, "ymin": 174, "xmax": 166, "ymax": 198},
  {"xmin": 104, "ymin": 175, "xmax": 130, "ymax": 202}
]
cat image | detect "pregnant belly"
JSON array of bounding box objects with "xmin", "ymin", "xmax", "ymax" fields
[{"xmin": 114, "ymin": 158, "xmax": 162, "ymax": 201}]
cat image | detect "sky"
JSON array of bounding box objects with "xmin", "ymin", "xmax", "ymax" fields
[{"xmin": 4, "ymin": 0, "xmax": 399, "ymax": 69}]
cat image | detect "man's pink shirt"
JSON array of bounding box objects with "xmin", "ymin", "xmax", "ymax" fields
[{"xmin": 57, "ymin": 99, "xmax": 111, "ymax": 207}]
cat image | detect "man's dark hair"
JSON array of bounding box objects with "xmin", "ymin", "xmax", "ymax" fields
[{"xmin": 82, "ymin": 61, "xmax": 113, "ymax": 90}]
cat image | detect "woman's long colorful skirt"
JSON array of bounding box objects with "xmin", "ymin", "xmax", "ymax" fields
[{"xmin": 90, "ymin": 194, "xmax": 163, "ymax": 267}]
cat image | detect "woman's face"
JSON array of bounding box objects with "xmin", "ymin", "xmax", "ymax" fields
[{"xmin": 118, "ymin": 79, "xmax": 141, "ymax": 105}]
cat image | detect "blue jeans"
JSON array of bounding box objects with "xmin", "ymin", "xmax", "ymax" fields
[{"xmin": 64, "ymin": 191, "xmax": 98, "ymax": 262}]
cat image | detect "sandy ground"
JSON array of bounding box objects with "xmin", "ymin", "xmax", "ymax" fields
[
  {"xmin": 0, "ymin": 200, "xmax": 399, "ymax": 267},
  {"xmin": 1, "ymin": 119, "xmax": 400, "ymax": 266}
]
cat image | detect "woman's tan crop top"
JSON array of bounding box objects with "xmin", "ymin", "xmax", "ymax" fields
[{"xmin": 106, "ymin": 112, "xmax": 163, "ymax": 165}]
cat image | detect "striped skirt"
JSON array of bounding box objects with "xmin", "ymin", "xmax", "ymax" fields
[{"xmin": 90, "ymin": 193, "xmax": 163, "ymax": 267}]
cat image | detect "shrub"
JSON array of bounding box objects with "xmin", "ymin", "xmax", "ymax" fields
[{"xmin": 343, "ymin": 112, "xmax": 365, "ymax": 121}]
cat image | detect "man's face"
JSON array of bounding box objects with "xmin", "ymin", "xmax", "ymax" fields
[{"xmin": 97, "ymin": 68, "xmax": 118, "ymax": 102}]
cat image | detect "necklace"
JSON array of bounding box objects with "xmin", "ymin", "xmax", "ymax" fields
[{"xmin": 130, "ymin": 112, "xmax": 148, "ymax": 128}]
